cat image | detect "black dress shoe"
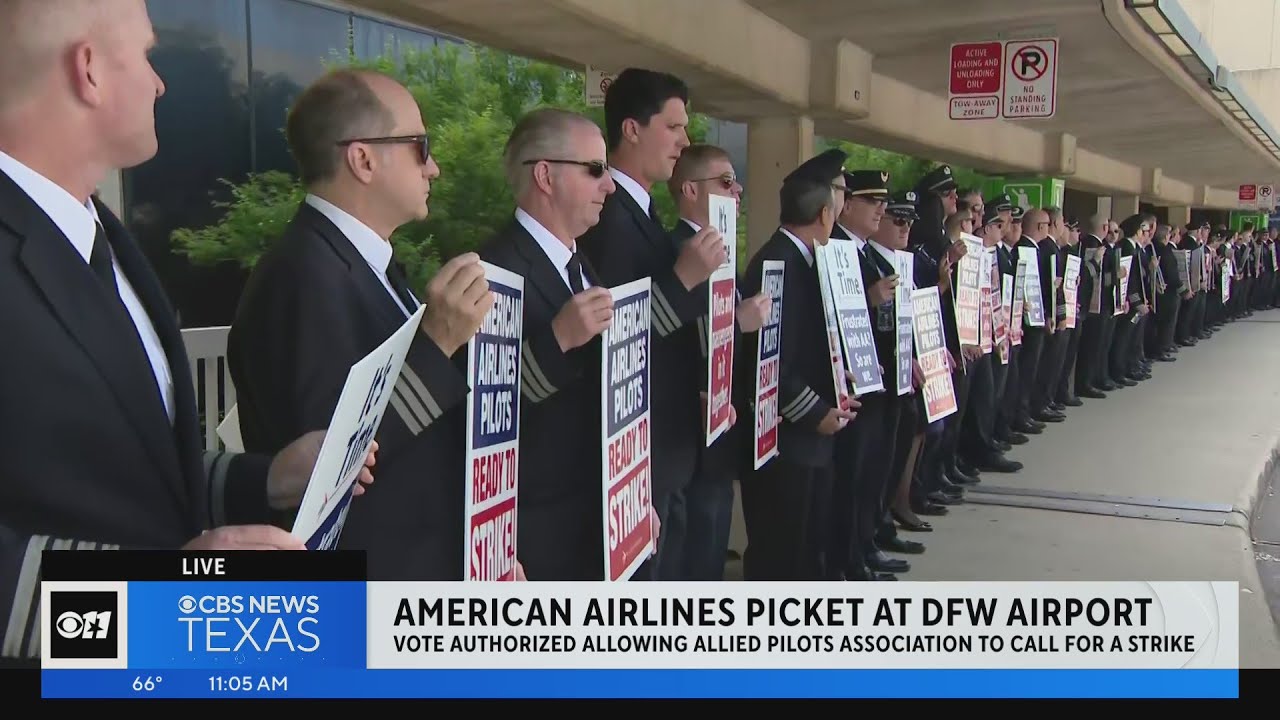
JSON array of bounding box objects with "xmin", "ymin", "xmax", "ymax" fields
[
  {"xmin": 927, "ymin": 490, "xmax": 963, "ymax": 505},
  {"xmin": 949, "ymin": 466, "xmax": 980, "ymax": 485},
  {"xmin": 1097, "ymin": 381, "xmax": 1118, "ymax": 391},
  {"xmin": 1061, "ymin": 396, "xmax": 1083, "ymax": 407},
  {"xmin": 1012, "ymin": 420, "xmax": 1042, "ymax": 434},
  {"xmin": 881, "ymin": 537, "xmax": 926, "ymax": 554},
  {"xmin": 994, "ymin": 440, "xmax": 1012, "ymax": 452},
  {"xmin": 956, "ymin": 460, "xmax": 980, "ymax": 476},
  {"xmin": 1049, "ymin": 401, "xmax": 1066, "ymax": 412},
  {"xmin": 913, "ymin": 501, "xmax": 949, "ymax": 516},
  {"xmin": 1033, "ymin": 411, "xmax": 1065, "ymax": 423},
  {"xmin": 977, "ymin": 455, "xmax": 1022, "ymax": 473},
  {"xmin": 1079, "ymin": 387, "xmax": 1105, "ymax": 399},
  {"xmin": 892, "ymin": 510, "xmax": 933, "ymax": 532},
  {"xmin": 867, "ymin": 551, "xmax": 910, "ymax": 573},
  {"xmin": 1006, "ymin": 431, "xmax": 1029, "ymax": 444}
]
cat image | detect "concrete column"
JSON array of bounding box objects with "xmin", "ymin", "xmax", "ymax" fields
[
  {"xmin": 1096, "ymin": 196, "xmax": 1113, "ymax": 221},
  {"xmin": 745, "ymin": 116, "xmax": 814, "ymax": 257},
  {"xmin": 1167, "ymin": 205, "xmax": 1192, "ymax": 227},
  {"xmin": 96, "ymin": 169, "xmax": 124, "ymax": 219},
  {"xmin": 1110, "ymin": 194, "xmax": 1140, "ymax": 218}
]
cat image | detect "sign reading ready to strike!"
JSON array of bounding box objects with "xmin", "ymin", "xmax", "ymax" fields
[
  {"xmin": 292, "ymin": 305, "xmax": 427, "ymax": 550},
  {"xmin": 464, "ymin": 262, "xmax": 523, "ymax": 582},
  {"xmin": 601, "ymin": 278, "xmax": 654, "ymax": 581},
  {"xmin": 912, "ymin": 287, "xmax": 958, "ymax": 423},
  {"xmin": 706, "ymin": 195, "xmax": 737, "ymax": 446},
  {"xmin": 754, "ymin": 261, "xmax": 785, "ymax": 470}
]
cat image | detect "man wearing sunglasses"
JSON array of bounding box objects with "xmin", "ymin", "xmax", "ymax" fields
[
  {"xmin": 578, "ymin": 68, "xmax": 728, "ymax": 580},
  {"xmin": 228, "ymin": 69, "xmax": 500, "ymax": 581},
  {"xmin": 665, "ymin": 143, "xmax": 771, "ymax": 581}
]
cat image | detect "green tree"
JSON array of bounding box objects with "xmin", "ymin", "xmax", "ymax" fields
[
  {"xmin": 819, "ymin": 137, "xmax": 994, "ymax": 196},
  {"xmin": 171, "ymin": 43, "xmax": 722, "ymax": 288}
]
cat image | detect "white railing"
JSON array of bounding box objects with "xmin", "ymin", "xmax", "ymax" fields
[{"xmin": 180, "ymin": 326, "xmax": 241, "ymax": 452}]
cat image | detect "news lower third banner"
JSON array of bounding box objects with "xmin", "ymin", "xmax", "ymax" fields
[{"xmin": 38, "ymin": 552, "xmax": 1239, "ymax": 699}]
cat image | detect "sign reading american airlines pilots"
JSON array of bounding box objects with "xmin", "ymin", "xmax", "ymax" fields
[
  {"xmin": 949, "ymin": 38, "xmax": 1058, "ymax": 120},
  {"xmin": 819, "ymin": 241, "xmax": 884, "ymax": 395},
  {"xmin": 754, "ymin": 260, "xmax": 785, "ymax": 470},
  {"xmin": 912, "ymin": 286, "xmax": 958, "ymax": 423},
  {"xmin": 292, "ymin": 305, "xmax": 427, "ymax": 550},
  {"xmin": 463, "ymin": 262, "xmax": 523, "ymax": 581},
  {"xmin": 705, "ymin": 194, "xmax": 737, "ymax": 446},
  {"xmin": 955, "ymin": 234, "xmax": 983, "ymax": 345},
  {"xmin": 601, "ymin": 278, "xmax": 654, "ymax": 581}
]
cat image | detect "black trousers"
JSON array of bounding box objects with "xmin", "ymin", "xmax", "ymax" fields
[
  {"xmin": 1156, "ymin": 294, "xmax": 1181, "ymax": 353},
  {"xmin": 997, "ymin": 343, "xmax": 1022, "ymax": 435},
  {"xmin": 1017, "ymin": 328, "xmax": 1046, "ymax": 421},
  {"xmin": 1055, "ymin": 324, "xmax": 1082, "ymax": 401},
  {"xmin": 960, "ymin": 353, "xmax": 999, "ymax": 461},
  {"xmin": 939, "ymin": 357, "xmax": 971, "ymax": 471},
  {"xmin": 741, "ymin": 458, "xmax": 830, "ymax": 581},
  {"xmin": 1033, "ymin": 329, "xmax": 1069, "ymax": 413},
  {"xmin": 828, "ymin": 391, "xmax": 898, "ymax": 575}
]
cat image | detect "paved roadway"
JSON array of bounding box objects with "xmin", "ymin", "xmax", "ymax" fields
[{"xmin": 726, "ymin": 308, "xmax": 1280, "ymax": 668}]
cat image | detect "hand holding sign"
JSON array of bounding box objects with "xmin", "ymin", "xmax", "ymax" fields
[
  {"xmin": 421, "ymin": 253, "xmax": 495, "ymax": 357},
  {"xmin": 553, "ymin": 286, "xmax": 614, "ymax": 351},
  {"xmin": 182, "ymin": 525, "xmax": 305, "ymax": 551},
  {"xmin": 674, "ymin": 226, "xmax": 726, "ymax": 290},
  {"xmin": 267, "ymin": 433, "xmax": 377, "ymax": 511},
  {"xmin": 868, "ymin": 274, "xmax": 899, "ymax": 306},
  {"xmin": 736, "ymin": 293, "xmax": 771, "ymax": 333}
]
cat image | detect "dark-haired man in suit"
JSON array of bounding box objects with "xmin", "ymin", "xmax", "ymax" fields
[
  {"xmin": 577, "ymin": 68, "xmax": 726, "ymax": 579},
  {"xmin": 228, "ymin": 68, "xmax": 496, "ymax": 581}
]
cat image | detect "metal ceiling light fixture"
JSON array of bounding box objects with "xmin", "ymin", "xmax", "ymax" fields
[{"xmin": 1126, "ymin": 0, "xmax": 1280, "ymax": 160}]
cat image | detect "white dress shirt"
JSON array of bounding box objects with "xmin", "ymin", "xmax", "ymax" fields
[
  {"xmin": 780, "ymin": 228, "xmax": 814, "ymax": 267},
  {"xmin": 516, "ymin": 208, "xmax": 590, "ymax": 291},
  {"xmin": 306, "ymin": 194, "xmax": 417, "ymax": 318},
  {"xmin": 0, "ymin": 149, "xmax": 175, "ymax": 422},
  {"xmin": 609, "ymin": 167, "xmax": 652, "ymax": 217}
]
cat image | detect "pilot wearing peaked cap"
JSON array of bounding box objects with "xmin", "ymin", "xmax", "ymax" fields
[
  {"xmin": 887, "ymin": 191, "xmax": 920, "ymax": 221},
  {"xmin": 987, "ymin": 193, "xmax": 1014, "ymax": 213},
  {"xmin": 982, "ymin": 203, "xmax": 1005, "ymax": 228},
  {"xmin": 919, "ymin": 164, "xmax": 959, "ymax": 195},
  {"xmin": 783, "ymin": 147, "xmax": 849, "ymax": 187},
  {"xmin": 842, "ymin": 170, "xmax": 892, "ymax": 201}
]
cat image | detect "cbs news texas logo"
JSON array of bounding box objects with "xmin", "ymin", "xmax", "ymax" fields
[{"xmin": 41, "ymin": 581, "xmax": 129, "ymax": 669}]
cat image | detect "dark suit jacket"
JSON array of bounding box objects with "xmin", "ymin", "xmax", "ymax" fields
[
  {"xmin": 227, "ymin": 202, "xmax": 469, "ymax": 581},
  {"xmin": 578, "ymin": 183, "xmax": 702, "ymax": 500},
  {"xmin": 736, "ymin": 230, "xmax": 835, "ymax": 469},
  {"xmin": 478, "ymin": 218, "xmax": 605, "ymax": 579},
  {"xmin": 0, "ymin": 172, "xmax": 272, "ymax": 660}
]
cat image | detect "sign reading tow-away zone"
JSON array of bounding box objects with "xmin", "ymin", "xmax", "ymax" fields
[{"xmin": 949, "ymin": 37, "xmax": 1058, "ymax": 121}]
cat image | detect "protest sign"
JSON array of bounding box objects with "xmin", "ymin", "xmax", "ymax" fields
[
  {"xmin": 601, "ymin": 278, "xmax": 654, "ymax": 581},
  {"xmin": 894, "ymin": 250, "xmax": 915, "ymax": 396},
  {"xmin": 912, "ymin": 287, "xmax": 958, "ymax": 423},
  {"xmin": 821, "ymin": 241, "xmax": 883, "ymax": 395},
  {"xmin": 754, "ymin": 261, "xmax": 785, "ymax": 470},
  {"xmin": 705, "ymin": 195, "xmax": 737, "ymax": 446},
  {"xmin": 464, "ymin": 263, "xmax": 523, "ymax": 581},
  {"xmin": 292, "ymin": 305, "xmax": 427, "ymax": 550}
]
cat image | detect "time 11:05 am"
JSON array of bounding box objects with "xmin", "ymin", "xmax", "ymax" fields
[{"xmin": 209, "ymin": 675, "xmax": 289, "ymax": 693}]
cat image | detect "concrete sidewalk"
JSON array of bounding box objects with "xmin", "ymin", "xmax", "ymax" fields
[{"xmin": 727, "ymin": 308, "xmax": 1280, "ymax": 668}]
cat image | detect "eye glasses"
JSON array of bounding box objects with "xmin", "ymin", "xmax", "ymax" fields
[
  {"xmin": 522, "ymin": 159, "xmax": 609, "ymax": 178},
  {"xmin": 690, "ymin": 172, "xmax": 737, "ymax": 190},
  {"xmin": 892, "ymin": 217, "xmax": 912, "ymax": 227},
  {"xmin": 336, "ymin": 134, "xmax": 431, "ymax": 164}
]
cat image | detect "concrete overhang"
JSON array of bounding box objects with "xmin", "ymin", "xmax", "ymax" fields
[
  {"xmin": 346, "ymin": 0, "xmax": 1275, "ymax": 209},
  {"xmin": 746, "ymin": 0, "xmax": 1280, "ymax": 206}
]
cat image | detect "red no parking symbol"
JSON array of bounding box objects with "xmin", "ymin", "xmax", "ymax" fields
[{"xmin": 1012, "ymin": 45, "xmax": 1049, "ymax": 82}]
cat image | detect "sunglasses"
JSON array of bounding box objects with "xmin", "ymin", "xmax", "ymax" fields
[
  {"xmin": 892, "ymin": 217, "xmax": 912, "ymax": 227},
  {"xmin": 522, "ymin": 159, "xmax": 610, "ymax": 178},
  {"xmin": 690, "ymin": 172, "xmax": 737, "ymax": 190},
  {"xmin": 336, "ymin": 134, "xmax": 431, "ymax": 164}
]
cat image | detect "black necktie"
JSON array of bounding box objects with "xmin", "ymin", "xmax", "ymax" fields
[
  {"xmin": 385, "ymin": 261, "xmax": 419, "ymax": 315},
  {"xmin": 89, "ymin": 222, "xmax": 119, "ymax": 297},
  {"xmin": 648, "ymin": 199, "xmax": 661, "ymax": 227},
  {"xmin": 566, "ymin": 252, "xmax": 585, "ymax": 294}
]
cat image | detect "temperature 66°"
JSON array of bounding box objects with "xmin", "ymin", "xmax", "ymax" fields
[{"xmin": 133, "ymin": 675, "xmax": 163, "ymax": 692}]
